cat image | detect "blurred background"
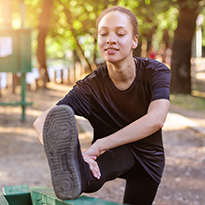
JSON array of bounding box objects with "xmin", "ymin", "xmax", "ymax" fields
[
  {"xmin": 0, "ymin": 1, "xmax": 205, "ymax": 204},
  {"xmin": 0, "ymin": 0, "xmax": 204, "ymax": 94}
]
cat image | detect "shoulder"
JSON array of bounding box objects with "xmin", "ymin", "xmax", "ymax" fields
[
  {"xmin": 76, "ymin": 64, "xmax": 107, "ymax": 88},
  {"xmin": 134, "ymin": 57, "xmax": 171, "ymax": 73}
]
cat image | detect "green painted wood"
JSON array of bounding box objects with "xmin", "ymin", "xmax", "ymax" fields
[
  {"xmin": 3, "ymin": 185, "xmax": 32, "ymax": 205},
  {"xmin": 30, "ymin": 187, "xmax": 125, "ymax": 205},
  {"xmin": 0, "ymin": 29, "xmax": 32, "ymax": 73},
  {"xmin": 0, "ymin": 193, "xmax": 9, "ymax": 205},
  {"xmin": 0, "ymin": 74, "xmax": 33, "ymax": 121},
  {"xmin": 0, "ymin": 28, "xmax": 32, "ymax": 121}
]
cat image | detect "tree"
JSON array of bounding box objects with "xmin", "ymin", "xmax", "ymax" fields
[
  {"xmin": 128, "ymin": 0, "xmax": 177, "ymax": 57},
  {"xmin": 36, "ymin": 0, "xmax": 54, "ymax": 87},
  {"xmin": 27, "ymin": 0, "xmax": 119, "ymax": 81},
  {"xmin": 170, "ymin": 0, "xmax": 204, "ymax": 93},
  {"xmin": 55, "ymin": 0, "xmax": 118, "ymax": 72},
  {"xmin": 27, "ymin": 0, "xmax": 205, "ymax": 91}
]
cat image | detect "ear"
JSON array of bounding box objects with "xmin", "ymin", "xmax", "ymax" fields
[{"xmin": 132, "ymin": 35, "xmax": 138, "ymax": 49}]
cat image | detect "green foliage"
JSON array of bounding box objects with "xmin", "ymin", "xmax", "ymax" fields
[
  {"xmin": 23, "ymin": 0, "xmax": 205, "ymax": 62},
  {"xmin": 153, "ymin": 7, "xmax": 178, "ymax": 49},
  {"xmin": 170, "ymin": 94, "xmax": 205, "ymax": 111},
  {"xmin": 201, "ymin": 6, "xmax": 205, "ymax": 46},
  {"xmin": 145, "ymin": 0, "xmax": 151, "ymax": 5},
  {"xmin": 24, "ymin": 0, "xmax": 42, "ymax": 27}
]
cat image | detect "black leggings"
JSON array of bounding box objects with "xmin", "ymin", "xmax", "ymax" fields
[{"xmin": 83, "ymin": 145, "xmax": 159, "ymax": 205}]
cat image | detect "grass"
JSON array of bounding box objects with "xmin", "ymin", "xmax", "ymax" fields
[{"xmin": 170, "ymin": 94, "xmax": 205, "ymax": 112}]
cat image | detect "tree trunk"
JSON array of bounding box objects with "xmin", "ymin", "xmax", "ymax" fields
[
  {"xmin": 141, "ymin": 23, "xmax": 157, "ymax": 57},
  {"xmin": 93, "ymin": 37, "xmax": 97, "ymax": 65},
  {"xmin": 170, "ymin": 3, "xmax": 199, "ymax": 94},
  {"xmin": 36, "ymin": 0, "xmax": 53, "ymax": 87},
  {"xmin": 163, "ymin": 29, "xmax": 170, "ymax": 49},
  {"xmin": 73, "ymin": 50, "xmax": 81, "ymax": 63},
  {"xmin": 75, "ymin": 35, "xmax": 93, "ymax": 72},
  {"xmin": 63, "ymin": 6, "xmax": 93, "ymax": 73}
]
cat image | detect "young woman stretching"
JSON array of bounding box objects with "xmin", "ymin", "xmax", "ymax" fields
[{"xmin": 33, "ymin": 6, "xmax": 171, "ymax": 205}]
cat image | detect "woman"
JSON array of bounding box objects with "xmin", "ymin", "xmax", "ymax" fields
[{"xmin": 33, "ymin": 6, "xmax": 171, "ymax": 205}]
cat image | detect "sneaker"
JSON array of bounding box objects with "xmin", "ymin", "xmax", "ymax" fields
[{"xmin": 43, "ymin": 105, "xmax": 82, "ymax": 200}]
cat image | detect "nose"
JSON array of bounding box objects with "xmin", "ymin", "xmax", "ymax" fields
[{"xmin": 106, "ymin": 33, "xmax": 117, "ymax": 44}]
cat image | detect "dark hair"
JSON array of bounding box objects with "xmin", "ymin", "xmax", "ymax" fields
[{"xmin": 96, "ymin": 6, "xmax": 139, "ymax": 37}]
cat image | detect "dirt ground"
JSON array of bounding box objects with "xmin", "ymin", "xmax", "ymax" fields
[{"xmin": 0, "ymin": 83, "xmax": 205, "ymax": 205}]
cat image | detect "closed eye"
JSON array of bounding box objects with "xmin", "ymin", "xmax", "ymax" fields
[
  {"xmin": 100, "ymin": 33, "xmax": 108, "ymax": 36},
  {"xmin": 117, "ymin": 33, "xmax": 125, "ymax": 36}
]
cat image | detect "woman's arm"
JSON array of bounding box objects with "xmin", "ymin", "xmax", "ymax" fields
[
  {"xmin": 33, "ymin": 105, "xmax": 57, "ymax": 144},
  {"xmin": 83, "ymin": 99, "xmax": 170, "ymax": 179},
  {"xmin": 84, "ymin": 99, "xmax": 170, "ymax": 157}
]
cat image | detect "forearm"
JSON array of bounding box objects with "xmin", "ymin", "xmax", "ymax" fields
[
  {"xmin": 33, "ymin": 105, "xmax": 57, "ymax": 144},
  {"xmin": 97, "ymin": 99, "xmax": 170, "ymax": 152},
  {"xmin": 99, "ymin": 113, "xmax": 162, "ymax": 151}
]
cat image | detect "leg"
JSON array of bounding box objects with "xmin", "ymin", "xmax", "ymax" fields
[
  {"xmin": 84, "ymin": 145, "xmax": 136, "ymax": 193},
  {"xmin": 43, "ymin": 105, "xmax": 91, "ymax": 200},
  {"xmin": 123, "ymin": 160, "xmax": 159, "ymax": 205},
  {"xmin": 43, "ymin": 105, "xmax": 136, "ymax": 200}
]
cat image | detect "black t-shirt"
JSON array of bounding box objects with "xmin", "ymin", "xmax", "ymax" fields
[{"xmin": 57, "ymin": 57, "xmax": 171, "ymax": 183}]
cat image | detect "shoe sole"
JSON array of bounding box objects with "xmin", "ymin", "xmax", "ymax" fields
[{"xmin": 43, "ymin": 105, "xmax": 81, "ymax": 200}]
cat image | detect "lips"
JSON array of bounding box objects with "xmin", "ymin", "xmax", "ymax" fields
[
  {"xmin": 105, "ymin": 47, "xmax": 119, "ymax": 51},
  {"xmin": 105, "ymin": 47, "xmax": 119, "ymax": 54}
]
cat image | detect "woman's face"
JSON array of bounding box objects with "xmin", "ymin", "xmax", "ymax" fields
[{"xmin": 98, "ymin": 11, "xmax": 138, "ymax": 64}]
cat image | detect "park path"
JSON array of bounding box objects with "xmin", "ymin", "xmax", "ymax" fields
[{"xmin": 0, "ymin": 82, "xmax": 204, "ymax": 205}]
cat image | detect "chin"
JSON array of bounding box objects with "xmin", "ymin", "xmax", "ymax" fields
[
  {"xmin": 103, "ymin": 56, "xmax": 121, "ymax": 63},
  {"xmin": 102, "ymin": 52, "xmax": 132, "ymax": 63},
  {"xmin": 106, "ymin": 56, "xmax": 130, "ymax": 64}
]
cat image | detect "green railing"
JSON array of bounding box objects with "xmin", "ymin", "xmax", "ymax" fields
[
  {"xmin": 1, "ymin": 185, "xmax": 125, "ymax": 205},
  {"xmin": 0, "ymin": 29, "xmax": 33, "ymax": 121}
]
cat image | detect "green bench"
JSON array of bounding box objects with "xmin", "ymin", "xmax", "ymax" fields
[
  {"xmin": 1, "ymin": 185, "xmax": 125, "ymax": 205},
  {"xmin": 0, "ymin": 192, "xmax": 9, "ymax": 205}
]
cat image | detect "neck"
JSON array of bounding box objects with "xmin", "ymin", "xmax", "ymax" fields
[{"xmin": 107, "ymin": 57, "xmax": 136, "ymax": 90}]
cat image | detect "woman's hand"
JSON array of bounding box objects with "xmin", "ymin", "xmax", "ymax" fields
[
  {"xmin": 84, "ymin": 139, "xmax": 107, "ymax": 157},
  {"xmin": 82, "ymin": 139, "xmax": 107, "ymax": 179},
  {"xmin": 82, "ymin": 153, "xmax": 101, "ymax": 179}
]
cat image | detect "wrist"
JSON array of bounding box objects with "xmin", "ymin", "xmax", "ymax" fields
[{"xmin": 96, "ymin": 138, "xmax": 109, "ymax": 154}]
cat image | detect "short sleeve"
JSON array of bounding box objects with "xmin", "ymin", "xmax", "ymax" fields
[
  {"xmin": 146, "ymin": 61, "xmax": 171, "ymax": 102},
  {"xmin": 57, "ymin": 80, "xmax": 91, "ymax": 118}
]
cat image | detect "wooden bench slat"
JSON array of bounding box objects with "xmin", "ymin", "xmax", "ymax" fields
[
  {"xmin": 3, "ymin": 185, "xmax": 125, "ymax": 205},
  {"xmin": 30, "ymin": 186, "xmax": 124, "ymax": 205},
  {"xmin": 0, "ymin": 193, "xmax": 9, "ymax": 205},
  {"xmin": 3, "ymin": 185, "xmax": 32, "ymax": 205}
]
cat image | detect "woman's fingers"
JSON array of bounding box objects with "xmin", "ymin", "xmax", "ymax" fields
[
  {"xmin": 82, "ymin": 154, "xmax": 101, "ymax": 179},
  {"xmin": 89, "ymin": 156, "xmax": 97, "ymax": 160},
  {"xmin": 89, "ymin": 159, "xmax": 101, "ymax": 179}
]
